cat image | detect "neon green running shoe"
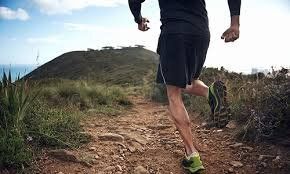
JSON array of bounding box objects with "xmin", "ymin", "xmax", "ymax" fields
[{"xmin": 182, "ymin": 154, "xmax": 205, "ymax": 173}]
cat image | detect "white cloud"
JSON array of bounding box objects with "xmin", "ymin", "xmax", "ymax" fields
[
  {"xmin": 27, "ymin": 36, "xmax": 61, "ymax": 44},
  {"xmin": 0, "ymin": 7, "xmax": 30, "ymax": 21},
  {"xmin": 33, "ymin": 0, "xmax": 126, "ymax": 15},
  {"xmin": 64, "ymin": 23, "xmax": 107, "ymax": 32}
]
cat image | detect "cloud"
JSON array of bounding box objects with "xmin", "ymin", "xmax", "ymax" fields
[
  {"xmin": 27, "ymin": 36, "xmax": 61, "ymax": 44},
  {"xmin": 64, "ymin": 23, "xmax": 107, "ymax": 32},
  {"xmin": 33, "ymin": 0, "xmax": 126, "ymax": 15},
  {"xmin": 0, "ymin": 7, "xmax": 30, "ymax": 21}
]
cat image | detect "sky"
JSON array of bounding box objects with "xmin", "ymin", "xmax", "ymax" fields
[{"xmin": 0, "ymin": 0, "xmax": 289, "ymax": 73}]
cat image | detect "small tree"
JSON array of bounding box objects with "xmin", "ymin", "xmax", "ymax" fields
[
  {"xmin": 102, "ymin": 46, "xmax": 114, "ymax": 50},
  {"xmin": 135, "ymin": 44, "xmax": 145, "ymax": 48}
]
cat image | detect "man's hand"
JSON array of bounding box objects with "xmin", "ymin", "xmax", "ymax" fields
[
  {"xmin": 221, "ymin": 15, "xmax": 240, "ymax": 43},
  {"xmin": 221, "ymin": 25, "xmax": 239, "ymax": 42},
  {"xmin": 138, "ymin": 17, "xmax": 150, "ymax": 31}
]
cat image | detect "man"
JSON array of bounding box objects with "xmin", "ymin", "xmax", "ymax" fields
[{"xmin": 129, "ymin": 0, "xmax": 241, "ymax": 173}]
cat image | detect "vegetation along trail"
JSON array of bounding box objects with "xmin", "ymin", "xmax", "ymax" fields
[
  {"xmin": 1, "ymin": 48, "xmax": 289, "ymax": 174},
  {"xmin": 36, "ymin": 95, "xmax": 289, "ymax": 174}
]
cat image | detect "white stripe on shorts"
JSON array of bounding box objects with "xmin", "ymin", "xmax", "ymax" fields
[{"xmin": 159, "ymin": 62, "xmax": 167, "ymax": 85}]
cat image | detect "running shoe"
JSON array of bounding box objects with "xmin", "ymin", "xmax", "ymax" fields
[
  {"xmin": 182, "ymin": 154, "xmax": 205, "ymax": 173},
  {"xmin": 208, "ymin": 81, "xmax": 227, "ymax": 115}
]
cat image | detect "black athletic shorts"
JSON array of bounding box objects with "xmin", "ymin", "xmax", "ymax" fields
[{"xmin": 156, "ymin": 34, "xmax": 210, "ymax": 88}]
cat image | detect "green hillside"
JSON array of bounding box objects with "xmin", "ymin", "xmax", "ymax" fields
[{"xmin": 24, "ymin": 47, "xmax": 159, "ymax": 86}]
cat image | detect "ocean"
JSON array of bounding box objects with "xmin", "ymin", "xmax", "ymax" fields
[{"xmin": 0, "ymin": 64, "xmax": 37, "ymax": 81}]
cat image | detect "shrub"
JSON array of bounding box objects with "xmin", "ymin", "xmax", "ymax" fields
[
  {"xmin": 37, "ymin": 81, "xmax": 132, "ymax": 112},
  {"xmin": 0, "ymin": 129, "xmax": 32, "ymax": 169},
  {"xmin": 150, "ymin": 83, "xmax": 168, "ymax": 103},
  {"xmin": 24, "ymin": 101, "xmax": 91, "ymax": 148},
  {"xmin": 0, "ymin": 72, "xmax": 36, "ymax": 169}
]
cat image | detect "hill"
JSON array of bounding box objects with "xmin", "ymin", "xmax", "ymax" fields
[{"xmin": 23, "ymin": 47, "xmax": 159, "ymax": 86}]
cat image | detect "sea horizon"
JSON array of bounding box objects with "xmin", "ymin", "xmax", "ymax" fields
[{"xmin": 0, "ymin": 64, "xmax": 37, "ymax": 81}]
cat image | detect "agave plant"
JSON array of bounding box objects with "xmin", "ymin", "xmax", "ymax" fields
[{"xmin": 0, "ymin": 71, "xmax": 37, "ymax": 135}]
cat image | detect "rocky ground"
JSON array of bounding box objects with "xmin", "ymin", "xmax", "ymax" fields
[{"xmin": 34, "ymin": 97, "xmax": 290, "ymax": 174}]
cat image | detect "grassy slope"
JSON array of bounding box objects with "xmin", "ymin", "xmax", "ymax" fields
[{"xmin": 24, "ymin": 47, "xmax": 159, "ymax": 86}]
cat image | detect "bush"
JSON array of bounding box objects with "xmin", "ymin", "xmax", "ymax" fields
[
  {"xmin": 0, "ymin": 129, "xmax": 32, "ymax": 169},
  {"xmin": 150, "ymin": 83, "xmax": 168, "ymax": 103},
  {"xmin": 24, "ymin": 101, "xmax": 91, "ymax": 148},
  {"xmin": 0, "ymin": 72, "xmax": 36, "ymax": 170},
  {"xmin": 37, "ymin": 80, "xmax": 132, "ymax": 112},
  {"xmin": 234, "ymin": 76, "xmax": 290, "ymax": 143}
]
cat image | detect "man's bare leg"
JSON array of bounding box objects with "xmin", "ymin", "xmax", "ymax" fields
[
  {"xmin": 183, "ymin": 79, "xmax": 209, "ymax": 97},
  {"xmin": 166, "ymin": 85, "xmax": 198, "ymax": 156}
]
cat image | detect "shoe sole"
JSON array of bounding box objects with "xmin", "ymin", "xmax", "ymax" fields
[
  {"xmin": 211, "ymin": 81, "xmax": 230, "ymax": 127},
  {"xmin": 184, "ymin": 166, "xmax": 205, "ymax": 174}
]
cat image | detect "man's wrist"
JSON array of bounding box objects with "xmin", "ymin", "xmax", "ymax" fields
[
  {"xmin": 135, "ymin": 15, "xmax": 142, "ymax": 24},
  {"xmin": 231, "ymin": 15, "xmax": 240, "ymax": 27}
]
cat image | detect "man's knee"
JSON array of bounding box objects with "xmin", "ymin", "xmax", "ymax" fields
[{"xmin": 167, "ymin": 85, "xmax": 182, "ymax": 105}]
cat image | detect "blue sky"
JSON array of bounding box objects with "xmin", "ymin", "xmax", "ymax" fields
[{"xmin": 0, "ymin": 0, "xmax": 290, "ymax": 73}]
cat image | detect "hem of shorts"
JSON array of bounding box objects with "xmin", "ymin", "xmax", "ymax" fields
[
  {"xmin": 156, "ymin": 76, "xmax": 201, "ymax": 89},
  {"xmin": 156, "ymin": 81, "xmax": 187, "ymax": 89}
]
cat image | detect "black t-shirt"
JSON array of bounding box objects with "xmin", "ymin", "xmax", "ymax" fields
[{"xmin": 129, "ymin": 0, "xmax": 241, "ymax": 36}]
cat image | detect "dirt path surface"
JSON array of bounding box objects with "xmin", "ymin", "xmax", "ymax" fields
[{"xmin": 37, "ymin": 96, "xmax": 289, "ymax": 174}]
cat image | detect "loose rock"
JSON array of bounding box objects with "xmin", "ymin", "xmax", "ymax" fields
[
  {"xmin": 272, "ymin": 156, "xmax": 281, "ymax": 164},
  {"xmin": 230, "ymin": 161, "xmax": 243, "ymax": 168},
  {"xmin": 261, "ymin": 162, "xmax": 267, "ymax": 168},
  {"xmin": 258, "ymin": 155, "xmax": 275, "ymax": 161},
  {"xmin": 147, "ymin": 124, "xmax": 171, "ymax": 130},
  {"xmin": 48, "ymin": 149, "xmax": 79, "ymax": 163},
  {"xmin": 134, "ymin": 166, "xmax": 149, "ymax": 174},
  {"xmin": 228, "ymin": 167, "xmax": 234, "ymax": 173},
  {"xmin": 230, "ymin": 143, "xmax": 244, "ymax": 148},
  {"xmin": 103, "ymin": 166, "xmax": 116, "ymax": 172},
  {"xmin": 241, "ymin": 146, "xmax": 254, "ymax": 151},
  {"xmin": 89, "ymin": 147, "xmax": 97, "ymax": 151},
  {"xmin": 226, "ymin": 120, "xmax": 237, "ymax": 129},
  {"xmin": 98, "ymin": 133, "xmax": 124, "ymax": 142},
  {"xmin": 116, "ymin": 165, "xmax": 122, "ymax": 171},
  {"xmin": 121, "ymin": 132, "xmax": 148, "ymax": 145}
]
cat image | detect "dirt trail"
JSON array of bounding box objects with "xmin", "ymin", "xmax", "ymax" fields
[{"xmin": 37, "ymin": 96, "xmax": 289, "ymax": 174}]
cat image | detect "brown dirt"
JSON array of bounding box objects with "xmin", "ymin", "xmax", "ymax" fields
[{"xmin": 35, "ymin": 96, "xmax": 290, "ymax": 174}]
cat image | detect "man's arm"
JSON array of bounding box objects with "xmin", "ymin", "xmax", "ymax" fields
[
  {"xmin": 228, "ymin": 0, "xmax": 241, "ymax": 17},
  {"xmin": 128, "ymin": 0, "xmax": 145, "ymax": 24},
  {"xmin": 128, "ymin": 0, "xmax": 150, "ymax": 31},
  {"xmin": 222, "ymin": 0, "xmax": 241, "ymax": 42}
]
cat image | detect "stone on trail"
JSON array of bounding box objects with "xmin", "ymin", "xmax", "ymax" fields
[
  {"xmin": 47, "ymin": 149, "xmax": 79, "ymax": 163},
  {"xmin": 134, "ymin": 166, "xmax": 149, "ymax": 174},
  {"xmin": 128, "ymin": 141, "xmax": 144, "ymax": 152},
  {"xmin": 228, "ymin": 167, "xmax": 234, "ymax": 173},
  {"xmin": 261, "ymin": 162, "xmax": 267, "ymax": 167},
  {"xmin": 121, "ymin": 132, "xmax": 148, "ymax": 145},
  {"xmin": 230, "ymin": 161, "xmax": 244, "ymax": 168},
  {"xmin": 258, "ymin": 155, "xmax": 275, "ymax": 161},
  {"xmin": 147, "ymin": 124, "xmax": 172, "ymax": 130},
  {"xmin": 98, "ymin": 133, "xmax": 124, "ymax": 142},
  {"xmin": 128, "ymin": 144, "xmax": 136, "ymax": 152},
  {"xmin": 103, "ymin": 166, "xmax": 116, "ymax": 172},
  {"xmin": 229, "ymin": 143, "xmax": 244, "ymax": 148},
  {"xmin": 241, "ymin": 146, "xmax": 254, "ymax": 151},
  {"xmin": 116, "ymin": 165, "xmax": 123, "ymax": 171},
  {"xmin": 272, "ymin": 156, "xmax": 281, "ymax": 164},
  {"xmin": 226, "ymin": 120, "xmax": 238, "ymax": 129},
  {"xmin": 89, "ymin": 146, "xmax": 97, "ymax": 151}
]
